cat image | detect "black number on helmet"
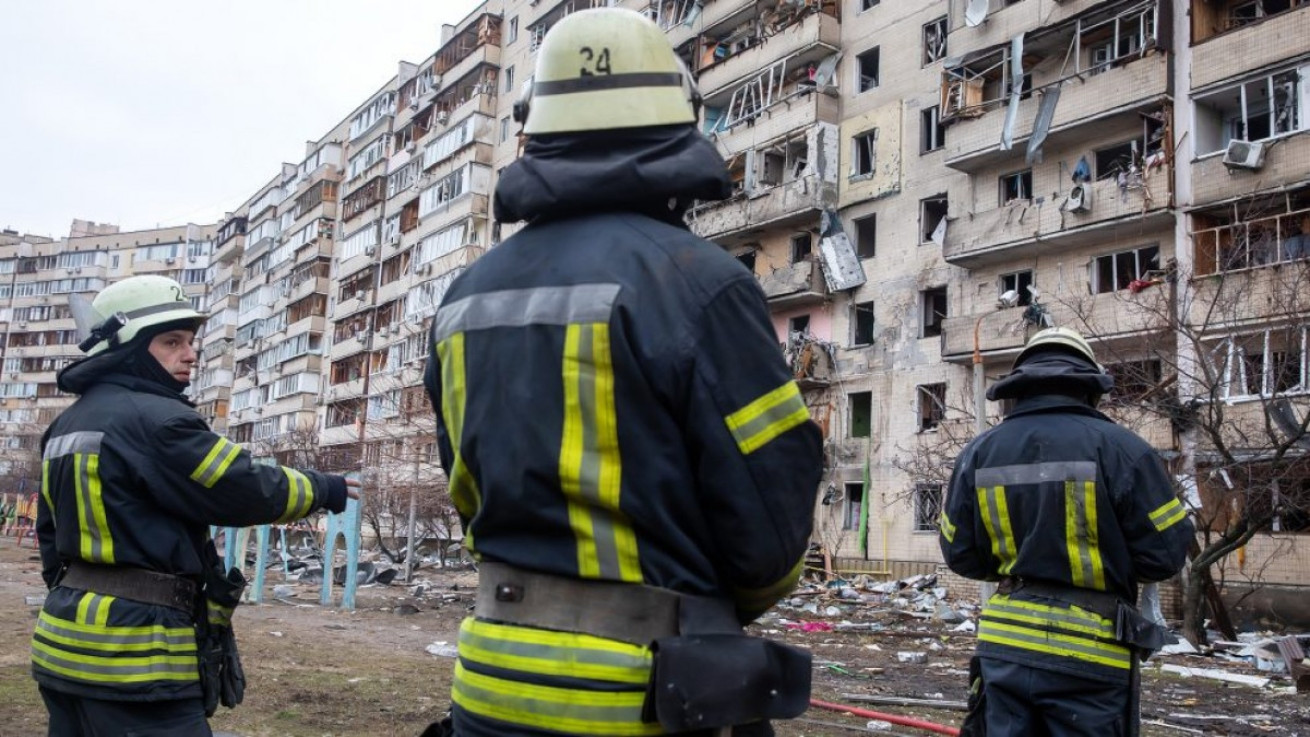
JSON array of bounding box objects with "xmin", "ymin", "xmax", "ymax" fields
[
  {"xmin": 578, "ymin": 46, "xmax": 612, "ymax": 77},
  {"xmin": 171, "ymin": 286, "xmax": 185, "ymax": 302}
]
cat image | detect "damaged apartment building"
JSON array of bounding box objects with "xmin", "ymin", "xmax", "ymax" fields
[{"xmin": 4, "ymin": 0, "xmax": 1310, "ymax": 618}]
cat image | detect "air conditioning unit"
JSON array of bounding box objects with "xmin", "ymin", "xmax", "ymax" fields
[
  {"xmin": 165, "ymin": 257, "xmax": 176, "ymax": 265},
  {"xmin": 1064, "ymin": 183, "xmax": 1092, "ymax": 213},
  {"xmin": 364, "ymin": 245, "xmax": 376, "ymax": 256},
  {"xmin": 389, "ymin": 234, "xmax": 401, "ymax": 247},
  {"xmin": 404, "ymin": 141, "xmax": 416, "ymax": 154},
  {"xmin": 354, "ymin": 290, "xmax": 365, "ymax": 301},
  {"xmin": 435, "ymin": 111, "xmax": 450, "ymax": 126},
  {"xmin": 409, "ymin": 98, "xmax": 420, "ymax": 111},
  {"xmin": 1222, "ymin": 139, "xmax": 1267, "ymax": 170}
]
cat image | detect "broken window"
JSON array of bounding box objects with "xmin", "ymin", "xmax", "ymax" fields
[
  {"xmin": 1193, "ymin": 68, "xmax": 1304, "ymax": 154},
  {"xmin": 1000, "ymin": 270, "xmax": 1034, "ymax": 306},
  {"xmin": 921, "ymin": 106, "xmax": 946, "ymax": 153},
  {"xmin": 1194, "ymin": 0, "xmax": 1307, "ymax": 41},
  {"xmin": 735, "ymin": 247, "xmax": 757, "ymax": 274},
  {"xmin": 854, "ymin": 213, "xmax": 877, "ymax": 258},
  {"xmin": 791, "ymin": 233, "xmax": 813, "ymax": 263},
  {"xmin": 999, "ymin": 169, "xmax": 1033, "ymax": 205},
  {"xmin": 861, "ymin": 0, "xmax": 880, "ymax": 9},
  {"xmin": 921, "ymin": 287, "xmax": 947, "ymax": 338},
  {"xmin": 1083, "ymin": 5, "xmax": 1157, "ymax": 76},
  {"xmin": 851, "ymin": 129, "xmax": 878, "ymax": 178},
  {"xmin": 1095, "ymin": 141, "xmax": 1137, "ymax": 180},
  {"xmin": 1192, "ymin": 192, "xmax": 1310, "ymax": 274},
  {"xmin": 1104, "ymin": 359, "xmax": 1163, "ymax": 407},
  {"xmin": 920, "ymin": 195, "xmax": 949, "ymax": 244},
  {"xmin": 1092, "ymin": 244, "xmax": 1160, "ymax": 293},
  {"xmin": 918, "ymin": 383, "xmax": 947, "ymax": 431},
  {"xmin": 843, "ymin": 483, "xmax": 864, "ymax": 530},
  {"xmin": 914, "ymin": 484, "xmax": 943, "ymax": 532},
  {"xmin": 789, "ymin": 314, "xmax": 811, "ymax": 339},
  {"xmin": 857, "ymin": 47, "xmax": 880, "ymax": 92},
  {"xmin": 852, "ymin": 301, "xmax": 875, "ymax": 346},
  {"xmin": 849, "ymin": 391, "xmax": 873, "ymax": 437},
  {"xmin": 923, "ymin": 17, "xmax": 948, "ymax": 66}
]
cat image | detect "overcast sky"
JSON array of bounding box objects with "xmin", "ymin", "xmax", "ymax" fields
[{"xmin": 0, "ymin": 0, "xmax": 484, "ymax": 239}]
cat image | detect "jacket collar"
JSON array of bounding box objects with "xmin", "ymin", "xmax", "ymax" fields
[
  {"xmin": 1006, "ymin": 394, "xmax": 1110, "ymax": 422},
  {"xmin": 493, "ymin": 124, "xmax": 732, "ymax": 224}
]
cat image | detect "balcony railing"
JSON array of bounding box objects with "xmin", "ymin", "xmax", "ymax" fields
[
  {"xmin": 690, "ymin": 173, "xmax": 832, "ymax": 241},
  {"xmin": 759, "ymin": 259, "xmax": 827, "ymax": 308}
]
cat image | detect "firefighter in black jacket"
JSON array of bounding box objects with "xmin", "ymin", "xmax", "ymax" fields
[
  {"xmin": 34, "ymin": 275, "xmax": 356, "ymax": 736},
  {"xmin": 422, "ymin": 8, "xmax": 822, "ymax": 737},
  {"xmin": 940, "ymin": 327, "xmax": 1193, "ymax": 736}
]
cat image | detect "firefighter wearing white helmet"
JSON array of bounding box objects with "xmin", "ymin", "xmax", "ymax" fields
[
  {"xmin": 940, "ymin": 325, "xmax": 1192, "ymax": 736},
  {"xmin": 35, "ymin": 275, "xmax": 359, "ymax": 734},
  {"xmin": 426, "ymin": 7, "xmax": 821, "ymax": 737}
]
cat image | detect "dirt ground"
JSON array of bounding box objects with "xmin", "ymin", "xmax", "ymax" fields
[{"xmin": 2, "ymin": 538, "xmax": 1308, "ymax": 737}]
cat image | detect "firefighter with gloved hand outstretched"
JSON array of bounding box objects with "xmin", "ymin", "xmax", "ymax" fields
[{"xmin": 33, "ymin": 275, "xmax": 360, "ymax": 736}]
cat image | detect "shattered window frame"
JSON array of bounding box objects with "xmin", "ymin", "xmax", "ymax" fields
[
  {"xmin": 850, "ymin": 128, "xmax": 879, "ymax": 179},
  {"xmin": 860, "ymin": 0, "xmax": 880, "ymax": 10},
  {"xmin": 843, "ymin": 483, "xmax": 865, "ymax": 530},
  {"xmin": 849, "ymin": 390, "xmax": 873, "ymax": 438},
  {"xmin": 1091, "ymin": 244, "xmax": 1160, "ymax": 293},
  {"xmin": 1000, "ymin": 270, "xmax": 1035, "ymax": 306},
  {"xmin": 1193, "ymin": 67, "xmax": 1304, "ymax": 154},
  {"xmin": 999, "ymin": 169, "xmax": 1033, "ymax": 206},
  {"xmin": 917, "ymin": 382, "xmax": 947, "ymax": 432},
  {"xmin": 919, "ymin": 195, "xmax": 949, "ymax": 244},
  {"xmin": 852, "ymin": 301, "xmax": 875, "ymax": 346},
  {"xmin": 922, "ymin": 16, "xmax": 948, "ymax": 67},
  {"xmin": 913, "ymin": 483, "xmax": 943, "ymax": 532},
  {"xmin": 921, "ymin": 287, "xmax": 948, "ymax": 338},
  {"xmin": 857, "ymin": 46, "xmax": 880, "ymax": 92},
  {"xmin": 854, "ymin": 213, "xmax": 877, "ymax": 259},
  {"xmin": 790, "ymin": 232, "xmax": 814, "ymax": 264},
  {"xmin": 921, "ymin": 105, "xmax": 946, "ymax": 154}
]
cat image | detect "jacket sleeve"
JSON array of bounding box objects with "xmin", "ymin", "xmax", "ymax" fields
[
  {"xmin": 148, "ymin": 414, "xmax": 348, "ymax": 528},
  {"xmin": 1116, "ymin": 446, "xmax": 1193, "ymax": 583},
  {"xmin": 684, "ymin": 278, "xmax": 822, "ymax": 623},
  {"xmin": 37, "ymin": 429, "xmax": 60, "ymax": 588},
  {"xmin": 939, "ymin": 443, "xmax": 998, "ymax": 581}
]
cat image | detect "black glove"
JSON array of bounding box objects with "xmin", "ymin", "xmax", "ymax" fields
[{"xmin": 219, "ymin": 625, "xmax": 245, "ymax": 708}]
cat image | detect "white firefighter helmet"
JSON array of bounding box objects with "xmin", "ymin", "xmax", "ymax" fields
[
  {"xmin": 1013, "ymin": 326, "xmax": 1100, "ymax": 370},
  {"xmin": 513, "ymin": 7, "xmax": 699, "ymax": 135},
  {"xmin": 78, "ymin": 275, "xmax": 207, "ymax": 356}
]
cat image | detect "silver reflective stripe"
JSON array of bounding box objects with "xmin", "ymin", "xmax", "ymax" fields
[
  {"xmin": 32, "ymin": 647, "xmax": 198, "ymax": 678},
  {"xmin": 44, "ymin": 432, "xmax": 105, "ymax": 460},
  {"xmin": 37, "ymin": 616, "xmax": 194, "ymax": 649},
  {"xmin": 434, "ymin": 284, "xmax": 621, "ymax": 343},
  {"xmin": 975, "ymin": 461, "xmax": 1097, "ymax": 487}
]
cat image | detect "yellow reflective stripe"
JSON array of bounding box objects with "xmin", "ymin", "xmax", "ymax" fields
[
  {"xmin": 75, "ymin": 592, "xmax": 96, "ymax": 625},
  {"xmin": 438, "ymin": 334, "xmax": 481, "ymax": 549},
  {"xmin": 207, "ymin": 601, "xmax": 234, "ymax": 627},
  {"xmin": 978, "ymin": 619, "xmax": 1131, "ymax": 669},
  {"xmin": 208, "ymin": 442, "xmax": 242, "ymax": 488},
  {"xmin": 453, "ymin": 660, "xmax": 660, "ymax": 736},
  {"xmin": 732, "ymin": 557, "xmax": 804, "ymax": 615},
  {"xmin": 277, "ymin": 468, "xmax": 313, "ymax": 522},
  {"xmin": 36, "ymin": 612, "xmax": 196, "ymax": 654},
  {"xmin": 1066, "ymin": 480, "xmax": 1106, "ymax": 590},
  {"xmin": 1149, "ymin": 497, "xmax": 1187, "ymax": 532},
  {"xmin": 189, "ymin": 438, "xmax": 232, "ymax": 486},
  {"xmin": 985, "ymin": 596, "xmax": 1116, "ymax": 638},
  {"xmin": 560, "ymin": 324, "xmax": 640, "ymax": 582},
  {"xmin": 724, "ymin": 382, "xmax": 810, "ymax": 455},
  {"xmin": 459, "ymin": 618, "xmax": 651, "ymax": 684},
  {"xmin": 31, "ymin": 639, "xmax": 199, "ymax": 684},
  {"xmin": 74, "ymin": 453, "xmax": 113, "ymax": 563},
  {"xmin": 41, "ymin": 459, "xmax": 54, "ymax": 516},
  {"xmin": 977, "ymin": 485, "xmax": 1016, "ymax": 575},
  {"xmin": 40, "ymin": 611, "xmax": 193, "ymax": 638},
  {"xmin": 939, "ymin": 510, "xmax": 957, "ymax": 543}
]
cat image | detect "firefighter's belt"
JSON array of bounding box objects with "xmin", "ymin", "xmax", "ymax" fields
[
  {"xmin": 1000, "ymin": 577, "xmax": 1166, "ymax": 654},
  {"xmin": 60, "ymin": 562, "xmax": 196, "ymax": 612},
  {"xmin": 475, "ymin": 562, "xmax": 733, "ymax": 647}
]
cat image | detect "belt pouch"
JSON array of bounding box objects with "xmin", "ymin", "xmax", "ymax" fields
[{"xmin": 641, "ymin": 633, "xmax": 811, "ymax": 732}]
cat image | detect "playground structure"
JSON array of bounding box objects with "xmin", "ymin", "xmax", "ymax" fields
[{"xmin": 0, "ymin": 493, "xmax": 39, "ymax": 548}]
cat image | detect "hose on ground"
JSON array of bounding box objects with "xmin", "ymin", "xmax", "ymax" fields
[{"xmin": 809, "ymin": 698, "xmax": 962, "ymax": 736}]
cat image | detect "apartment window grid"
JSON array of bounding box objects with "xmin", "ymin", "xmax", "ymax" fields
[
  {"xmin": 914, "ymin": 484, "xmax": 943, "ymax": 532},
  {"xmin": 923, "ymin": 17, "xmax": 947, "ymax": 66},
  {"xmin": 1092, "ymin": 244, "xmax": 1159, "ymax": 293},
  {"xmin": 917, "ymin": 383, "xmax": 947, "ymax": 432},
  {"xmin": 1210, "ymin": 328, "xmax": 1309, "ymax": 401}
]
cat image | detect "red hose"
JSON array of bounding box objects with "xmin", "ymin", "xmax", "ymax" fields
[{"xmin": 809, "ymin": 698, "xmax": 962, "ymax": 736}]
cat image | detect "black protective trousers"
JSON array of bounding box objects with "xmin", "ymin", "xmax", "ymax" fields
[
  {"xmin": 979, "ymin": 658, "xmax": 1132, "ymax": 737},
  {"xmin": 40, "ymin": 687, "xmax": 211, "ymax": 737}
]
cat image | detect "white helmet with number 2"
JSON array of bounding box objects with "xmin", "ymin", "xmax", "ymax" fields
[{"xmin": 513, "ymin": 8, "xmax": 700, "ymax": 135}]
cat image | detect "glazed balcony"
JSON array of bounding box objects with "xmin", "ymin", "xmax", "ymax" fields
[
  {"xmin": 696, "ymin": 11, "xmax": 840, "ymax": 99},
  {"xmin": 944, "ymin": 175, "xmax": 1174, "ymax": 268},
  {"xmin": 944, "ymin": 54, "xmax": 1168, "ymax": 172},
  {"xmin": 1191, "ymin": 7, "xmax": 1310, "ymax": 90}
]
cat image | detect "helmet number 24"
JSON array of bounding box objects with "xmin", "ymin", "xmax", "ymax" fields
[{"xmin": 578, "ymin": 47, "xmax": 612, "ymax": 76}]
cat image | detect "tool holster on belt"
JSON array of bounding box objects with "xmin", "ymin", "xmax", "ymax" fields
[
  {"xmin": 476, "ymin": 562, "xmax": 811, "ymax": 733},
  {"xmin": 197, "ymin": 541, "xmax": 247, "ymax": 717}
]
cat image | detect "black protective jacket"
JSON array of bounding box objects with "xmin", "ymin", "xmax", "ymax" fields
[
  {"xmin": 424, "ymin": 126, "xmax": 823, "ymax": 736},
  {"xmin": 940, "ymin": 356, "xmax": 1193, "ymax": 683},
  {"xmin": 33, "ymin": 358, "xmax": 347, "ymax": 701}
]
